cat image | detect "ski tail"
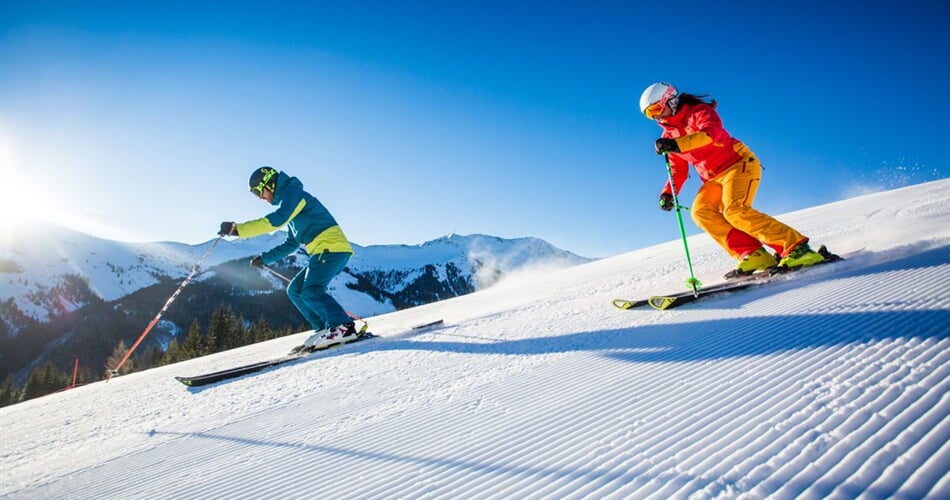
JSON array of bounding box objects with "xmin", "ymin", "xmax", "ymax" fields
[
  {"xmin": 175, "ymin": 354, "xmax": 303, "ymax": 387},
  {"xmin": 612, "ymin": 298, "xmax": 647, "ymax": 310},
  {"xmin": 412, "ymin": 319, "xmax": 445, "ymax": 330}
]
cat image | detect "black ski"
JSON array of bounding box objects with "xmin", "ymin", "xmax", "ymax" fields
[
  {"xmin": 175, "ymin": 354, "xmax": 305, "ymax": 387},
  {"xmin": 174, "ymin": 332, "xmax": 378, "ymax": 387},
  {"xmin": 412, "ymin": 319, "xmax": 445, "ymax": 330},
  {"xmin": 613, "ymin": 246, "xmax": 851, "ymax": 311},
  {"xmin": 175, "ymin": 319, "xmax": 445, "ymax": 387}
]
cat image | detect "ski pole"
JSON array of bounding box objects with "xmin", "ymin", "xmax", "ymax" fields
[
  {"xmin": 262, "ymin": 264, "xmax": 291, "ymax": 282},
  {"xmin": 663, "ymin": 153, "xmax": 702, "ymax": 295},
  {"xmin": 107, "ymin": 236, "xmax": 223, "ymax": 380}
]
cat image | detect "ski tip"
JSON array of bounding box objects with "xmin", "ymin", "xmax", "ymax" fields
[
  {"xmin": 412, "ymin": 319, "xmax": 444, "ymax": 330},
  {"xmin": 648, "ymin": 296, "xmax": 678, "ymax": 310},
  {"xmin": 174, "ymin": 376, "xmax": 194, "ymax": 387}
]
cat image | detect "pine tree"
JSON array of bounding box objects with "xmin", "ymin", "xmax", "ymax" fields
[
  {"xmin": 222, "ymin": 306, "xmax": 241, "ymax": 350},
  {"xmin": 236, "ymin": 313, "xmax": 251, "ymax": 347},
  {"xmin": 105, "ymin": 340, "xmax": 133, "ymax": 376},
  {"xmin": 0, "ymin": 378, "xmax": 19, "ymax": 407},
  {"xmin": 21, "ymin": 361, "xmax": 67, "ymax": 401},
  {"xmin": 182, "ymin": 319, "xmax": 204, "ymax": 357},
  {"xmin": 205, "ymin": 307, "xmax": 223, "ymax": 353},
  {"xmin": 161, "ymin": 338, "xmax": 182, "ymax": 365},
  {"xmin": 136, "ymin": 346, "xmax": 165, "ymax": 372},
  {"xmin": 246, "ymin": 315, "xmax": 266, "ymax": 343},
  {"xmin": 76, "ymin": 365, "xmax": 95, "ymax": 386},
  {"xmin": 207, "ymin": 305, "xmax": 241, "ymax": 353}
]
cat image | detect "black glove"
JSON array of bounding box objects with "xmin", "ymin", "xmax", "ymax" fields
[
  {"xmin": 250, "ymin": 256, "xmax": 264, "ymax": 268},
  {"xmin": 218, "ymin": 221, "xmax": 237, "ymax": 236},
  {"xmin": 655, "ymin": 138, "xmax": 680, "ymax": 154},
  {"xmin": 659, "ymin": 193, "xmax": 675, "ymax": 211}
]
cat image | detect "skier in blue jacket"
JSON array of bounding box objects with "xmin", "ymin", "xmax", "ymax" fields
[{"xmin": 219, "ymin": 166, "xmax": 356, "ymax": 349}]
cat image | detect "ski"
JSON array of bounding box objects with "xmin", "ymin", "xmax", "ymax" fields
[
  {"xmin": 646, "ymin": 277, "xmax": 775, "ymax": 310},
  {"xmin": 174, "ymin": 354, "xmax": 307, "ymax": 387},
  {"xmin": 174, "ymin": 332, "xmax": 377, "ymax": 387},
  {"xmin": 613, "ymin": 272, "xmax": 772, "ymax": 309},
  {"xmin": 174, "ymin": 319, "xmax": 445, "ymax": 387},
  {"xmin": 412, "ymin": 319, "xmax": 445, "ymax": 330},
  {"xmin": 613, "ymin": 246, "xmax": 853, "ymax": 311}
]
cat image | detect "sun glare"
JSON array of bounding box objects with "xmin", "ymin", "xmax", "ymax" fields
[
  {"xmin": 0, "ymin": 164, "xmax": 142, "ymax": 243},
  {"xmin": 0, "ymin": 132, "xmax": 40, "ymax": 239},
  {"xmin": 0, "ymin": 164, "xmax": 53, "ymax": 236},
  {"xmin": 0, "ymin": 128, "xmax": 142, "ymax": 243},
  {"xmin": 0, "ymin": 132, "xmax": 88, "ymax": 240}
]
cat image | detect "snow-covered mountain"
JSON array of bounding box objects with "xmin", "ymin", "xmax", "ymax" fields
[
  {"xmin": 0, "ymin": 228, "xmax": 591, "ymax": 324},
  {"xmin": 348, "ymin": 234, "xmax": 590, "ymax": 305},
  {"xmin": 0, "ymin": 223, "xmax": 279, "ymax": 322},
  {"xmin": 1, "ymin": 179, "xmax": 948, "ymax": 497}
]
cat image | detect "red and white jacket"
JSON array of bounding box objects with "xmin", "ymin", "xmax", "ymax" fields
[{"xmin": 659, "ymin": 102, "xmax": 744, "ymax": 195}]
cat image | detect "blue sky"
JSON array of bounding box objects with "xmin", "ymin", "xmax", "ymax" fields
[{"xmin": 1, "ymin": 1, "xmax": 947, "ymax": 258}]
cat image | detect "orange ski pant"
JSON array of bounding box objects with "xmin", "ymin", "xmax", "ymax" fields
[{"xmin": 690, "ymin": 148, "xmax": 806, "ymax": 259}]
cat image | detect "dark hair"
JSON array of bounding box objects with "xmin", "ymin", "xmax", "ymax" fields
[{"xmin": 678, "ymin": 93, "xmax": 717, "ymax": 108}]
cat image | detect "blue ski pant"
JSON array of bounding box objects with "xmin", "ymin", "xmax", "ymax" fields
[{"xmin": 286, "ymin": 251, "xmax": 351, "ymax": 331}]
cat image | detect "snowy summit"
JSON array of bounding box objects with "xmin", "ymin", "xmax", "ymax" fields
[{"xmin": 2, "ymin": 179, "xmax": 949, "ymax": 499}]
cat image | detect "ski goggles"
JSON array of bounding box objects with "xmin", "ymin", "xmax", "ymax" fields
[
  {"xmin": 643, "ymin": 101, "xmax": 665, "ymax": 120},
  {"xmin": 250, "ymin": 184, "xmax": 267, "ymax": 198},
  {"xmin": 643, "ymin": 85, "xmax": 677, "ymax": 120},
  {"xmin": 250, "ymin": 170, "xmax": 278, "ymax": 197}
]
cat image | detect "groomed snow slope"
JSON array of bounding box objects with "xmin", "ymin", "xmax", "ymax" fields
[{"xmin": 2, "ymin": 179, "xmax": 949, "ymax": 499}]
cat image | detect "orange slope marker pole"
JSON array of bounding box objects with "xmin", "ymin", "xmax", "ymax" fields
[{"xmin": 106, "ymin": 236, "xmax": 223, "ymax": 380}]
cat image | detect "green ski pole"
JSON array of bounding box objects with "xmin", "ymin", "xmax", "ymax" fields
[{"xmin": 663, "ymin": 153, "xmax": 702, "ymax": 295}]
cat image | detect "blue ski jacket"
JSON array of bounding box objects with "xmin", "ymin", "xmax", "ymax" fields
[{"xmin": 236, "ymin": 171, "xmax": 353, "ymax": 264}]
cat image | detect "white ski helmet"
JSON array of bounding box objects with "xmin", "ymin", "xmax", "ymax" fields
[{"xmin": 639, "ymin": 82, "xmax": 679, "ymax": 119}]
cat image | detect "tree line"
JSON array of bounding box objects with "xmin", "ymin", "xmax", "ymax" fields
[{"xmin": 0, "ymin": 304, "xmax": 303, "ymax": 407}]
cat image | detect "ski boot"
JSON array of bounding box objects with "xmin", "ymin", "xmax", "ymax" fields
[
  {"xmin": 723, "ymin": 247, "xmax": 777, "ymax": 280},
  {"xmin": 288, "ymin": 328, "xmax": 331, "ymax": 354},
  {"xmin": 777, "ymin": 241, "xmax": 826, "ymax": 270},
  {"xmin": 326, "ymin": 322, "xmax": 359, "ymax": 340}
]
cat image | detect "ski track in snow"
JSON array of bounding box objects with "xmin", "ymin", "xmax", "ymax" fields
[{"xmin": 2, "ymin": 179, "xmax": 949, "ymax": 499}]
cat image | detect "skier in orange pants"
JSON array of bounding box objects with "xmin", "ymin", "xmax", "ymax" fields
[{"xmin": 639, "ymin": 82, "xmax": 826, "ymax": 278}]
